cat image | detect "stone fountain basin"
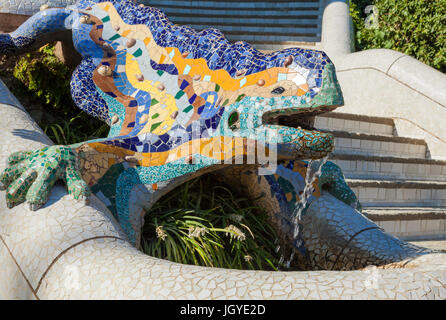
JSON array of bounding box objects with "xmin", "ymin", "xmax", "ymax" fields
[{"xmin": 0, "ymin": 81, "xmax": 445, "ymax": 300}]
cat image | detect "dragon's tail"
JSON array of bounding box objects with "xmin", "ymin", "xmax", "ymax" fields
[{"xmin": 0, "ymin": 8, "xmax": 72, "ymax": 54}]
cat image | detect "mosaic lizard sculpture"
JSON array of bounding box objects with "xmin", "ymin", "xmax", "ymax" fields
[{"xmin": 0, "ymin": 0, "xmax": 427, "ymax": 270}]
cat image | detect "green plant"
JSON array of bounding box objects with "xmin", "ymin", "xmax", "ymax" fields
[
  {"xmin": 44, "ymin": 112, "xmax": 109, "ymax": 145},
  {"xmin": 141, "ymin": 175, "xmax": 283, "ymax": 271},
  {"xmin": 8, "ymin": 43, "xmax": 108, "ymax": 144},
  {"xmin": 13, "ymin": 44, "xmax": 72, "ymax": 108},
  {"xmin": 350, "ymin": 0, "xmax": 446, "ymax": 72}
]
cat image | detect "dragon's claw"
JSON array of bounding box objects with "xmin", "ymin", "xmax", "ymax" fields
[
  {"xmin": 0, "ymin": 145, "xmax": 90, "ymax": 210},
  {"xmin": 28, "ymin": 202, "xmax": 43, "ymax": 211}
]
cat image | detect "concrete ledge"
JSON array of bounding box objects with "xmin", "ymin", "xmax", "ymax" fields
[
  {"xmin": 330, "ymin": 153, "xmax": 446, "ymax": 165},
  {"xmin": 365, "ymin": 207, "xmax": 446, "ymax": 222},
  {"xmin": 315, "ymin": 113, "xmax": 394, "ymax": 136},
  {"xmin": 373, "ymin": 216, "xmax": 446, "ymax": 242},
  {"xmin": 337, "ymin": 49, "xmax": 406, "ymax": 74},
  {"xmin": 337, "ymin": 50, "xmax": 446, "ymax": 109},
  {"xmin": 318, "ymin": 111, "xmax": 394, "ymax": 126},
  {"xmin": 327, "ymin": 130, "xmax": 426, "ymax": 145},
  {"xmin": 347, "ymin": 179, "xmax": 446, "ymax": 189},
  {"xmin": 388, "ymin": 55, "xmax": 446, "ymax": 108},
  {"xmin": 409, "ymin": 240, "xmax": 446, "ymax": 252}
]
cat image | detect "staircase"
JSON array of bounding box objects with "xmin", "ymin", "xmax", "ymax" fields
[
  {"xmin": 143, "ymin": 0, "xmax": 323, "ymax": 51},
  {"xmin": 315, "ymin": 112, "xmax": 446, "ymax": 241}
]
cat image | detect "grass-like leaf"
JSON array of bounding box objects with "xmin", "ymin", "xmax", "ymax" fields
[{"xmin": 141, "ymin": 174, "xmax": 282, "ymax": 270}]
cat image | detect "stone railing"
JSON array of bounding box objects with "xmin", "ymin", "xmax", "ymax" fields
[{"xmin": 321, "ymin": 0, "xmax": 446, "ymax": 160}]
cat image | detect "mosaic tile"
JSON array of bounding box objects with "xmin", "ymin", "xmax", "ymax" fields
[
  {"xmin": 0, "ymin": 1, "xmax": 442, "ymax": 294},
  {"xmin": 0, "ymin": 0, "xmax": 345, "ymax": 245},
  {"xmin": 0, "ymin": 77, "xmax": 444, "ymax": 299}
]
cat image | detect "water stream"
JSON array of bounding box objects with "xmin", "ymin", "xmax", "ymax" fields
[{"xmin": 283, "ymin": 155, "xmax": 329, "ymax": 268}]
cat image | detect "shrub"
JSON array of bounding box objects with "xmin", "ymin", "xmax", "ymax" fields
[
  {"xmin": 141, "ymin": 175, "xmax": 284, "ymax": 271},
  {"xmin": 350, "ymin": 0, "xmax": 446, "ymax": 72},
  {"xmin": 6, "ymin": 44, "xmax": 108, "ymax": 144},
  {"xmin": 13, "ymin": 44, "xmax": 72, "ymax": 108}
]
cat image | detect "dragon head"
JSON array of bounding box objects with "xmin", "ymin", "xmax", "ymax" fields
[{"xmin": 217, "ymin": 60, "xmax": 342, "ymax": 162}]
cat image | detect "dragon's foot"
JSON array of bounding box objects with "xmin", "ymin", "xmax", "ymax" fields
[
  {"xmin": 318, "ymin": 161, "xmax": 362, "ymax": 212},
  {"xmin": 0, "ymin": 146, "xmax": 90, "ymax": 210}
]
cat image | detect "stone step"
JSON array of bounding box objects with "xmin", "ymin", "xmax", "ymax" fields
[
  {"xmin": 219, "ymin": 33, "xmax": 320, "ymax": 44},
  {"xmin": 364, "ymin": 207, "xmax": 446, "ymax": 241},
  {"xmin": 171, "ymin": 16, "xmax": 318, "ymax": 27},
  {"xmin": 156, "ymin": 7, "xmax": 320, "ymax": 19},
  {"xmin": 330, "ymin": 153, "xmax": 446, "ymax": 182},
  {"xmin": 408, "ymin": 240, "xmax": 446, "ymax": 252},
  {"xmin": 348, "ymin": 179, "xmax": 446, "ymax": 208},
  {"xmin": 255, "ymin": 41, "xmax": 321, "ymax": 52},
  {"xmin": 315, "ymin": 112, "xmax": 395, "ymax": 136},
  {"xmin": 147, "ymin": 0, "xmax": 321, "ymax": 10},
  {"xmin": 145, "ymin": 0, "xmax": 322, "ymax": 44},
  {"xmin": 325, "ymin": 130, "xmax": 427, "ymax": 158}
]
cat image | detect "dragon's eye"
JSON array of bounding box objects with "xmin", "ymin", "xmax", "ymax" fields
[
  {"xmin": 228, "ymin": 111, "xmax": 239, "ymax": 130},
  {"xmin": 271, "ymin": 86, "xmax": 285, "ymax": 94}
]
